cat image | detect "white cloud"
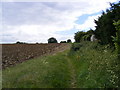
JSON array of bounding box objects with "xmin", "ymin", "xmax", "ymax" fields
[
  {"xmin": 0, "ymin": 2, "xmax": 2, "ymax": 43},
  {"xmin": 2, "ymin": 24, "xmax": 74, "ymax": 43},
  {"xmin": 1, "ymin": 0, "xmax": 119, "ymax": 43},
  {"xmin": 75, "ymin": 14, "xmax": 101, "ymax": 31}
]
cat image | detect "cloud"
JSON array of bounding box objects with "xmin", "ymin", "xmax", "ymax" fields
[
  {"xmin": 2, "ymin": 24, "xmax": 74, "ymax": 43},
  {"xmin": 75, "ymin": 14, "xmax": 101, "ymax": 31},
  {"xmin": 1, "ymin": 0, "xmax": 119, "ymax": 43},
  {"xmin": 0, "ymin": 2, "xmax": 2, "ymax": 43}
]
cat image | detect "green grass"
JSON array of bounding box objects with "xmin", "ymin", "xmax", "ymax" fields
[
  {"xmin": 2, "ymin": 50, "xmax": 71, "ymax": 88},
  {"xmin": 68, "ymin": 41, "xmax": 119, "ymax": 88},
  {"xmin": 0, "ymin": 70, "xmax": 2, "ymax": 89},
  {"xmin": 2, "ymin": 42, "xmax": 119, "ymax": 88}
]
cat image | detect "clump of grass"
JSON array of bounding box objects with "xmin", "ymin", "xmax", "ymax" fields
[{"xmin": 68, "ymin": 41, "xmax": 119, "ymax": 88}]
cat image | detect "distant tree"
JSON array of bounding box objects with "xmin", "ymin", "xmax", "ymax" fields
[
  {"xmin": 84, "ymin": 29, "xmax": 94, "ymax": 41},
  {"xmin": 48, "ymin": 37, "xmax": 58, "ymax": 43},
  {"xmin": 16, "ymin": 41, "xmax": 26, "ymax": 44},
  {"xmin": 74, "ymin": 29, "xmax": 94, "ymax": 42},
  {"xmin": 16, "ymin": 41, "xmax": 21, "ymax": 44},
  {"xmin": 36, "ymin": 42, "xmax": 39, "ymax": 44},
  {"xmin": 74, "ymin": 31, "xmax": 86, "ymax": 43},
  {"xmin": 81, "ymin": 34, "xmax": 91, "ymax": 41},
  {"xmin": 67, "ymin": 39, "xmax": 72, "ymax": 43},
  {"xmin": 60, "ymin": 41, "xmax": 66, "ymax": 43},
  {"xmin": 86, "ymin": 29, "xmax": 94, "ymax": 35}
]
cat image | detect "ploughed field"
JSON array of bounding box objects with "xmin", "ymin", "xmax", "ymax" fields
[{"xmin": 2, "ymin": 43, "xmax": 65, "ymax": 69}]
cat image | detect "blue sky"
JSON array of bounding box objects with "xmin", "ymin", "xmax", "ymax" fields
[
  {"xmin": 1, "ymin": 0, "xmax": 119, "ymax": 43},
  {"xmin": 75, "ymin": 12, "xmax": 101, "ymax": 24}
]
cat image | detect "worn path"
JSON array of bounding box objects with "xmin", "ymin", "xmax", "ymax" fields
[
  {"xmin": 52, "ymin": 43, "xmax": 77, "ymax": 88},
  {"xmin": 66, "ymin": 56, "xmax": 77, "ymax": 88},
  {"xmin": 54, "ymin": 44, "xmax": 77, "ymax": 88}
]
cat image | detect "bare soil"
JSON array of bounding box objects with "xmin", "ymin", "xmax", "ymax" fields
[{"xmin": 2, "ymin": 43, "xmax": 70, "ymax": 69}]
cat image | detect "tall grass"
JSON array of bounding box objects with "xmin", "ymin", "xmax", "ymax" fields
[
  {"xmin": 2, "ymin": 50, "xmax": 71, "ymax": 88},
  {"xmin": 68, "ymin": 41, "xmax": 119, "ymax": 88},
  {"xmin": 2, "ymin": 42, "xmax": 119, "ymax": 88}
]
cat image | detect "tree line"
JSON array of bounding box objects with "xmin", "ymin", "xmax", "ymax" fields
[
  {"xmin": 16, "ymin": 38, "xmax": 72, "ymax": 44},
  {"xmin": 73, "ymin": 1, "xmax": 120, "ymax": 58},
  {"xmin": 48, "ymin": 37, "xmax": 72, "ymax": 43},
  {"xmin": 74, "ymin": 1, "xmax": 120, "ymax": 45}
]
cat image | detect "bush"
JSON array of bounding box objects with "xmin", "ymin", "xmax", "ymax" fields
[
  {"xmin": 48, "ymin": 37, "xmax": 58, "ymax": 43},
  {"xmin": 71, "ymin": 43, "xmax": 82, "ymax": 51}
]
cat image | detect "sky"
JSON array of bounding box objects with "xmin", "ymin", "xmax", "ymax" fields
[{"xmin": 0, "ymin": 0, "xmax": 119, "ymax": 43}]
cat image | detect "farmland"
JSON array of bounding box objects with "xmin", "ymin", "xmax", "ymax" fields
[
  {"xmin": 2, "ymin": 43, "xmax": 68, "ymax": 69},
  {"xmin": 1, "ymin": 1, "xmax": 120, "ymax": 88},
  {"xmin": 2, "ymin": 42, "xmax": 119, "ymax": 88}
]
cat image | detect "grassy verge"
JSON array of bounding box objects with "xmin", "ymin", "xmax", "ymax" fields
[
  {"xmin": 2, "ymin": 50, "xmax": 71, "ymax": 88},
  {"xmin": 68, "ymin": 41, "xmax": 119, "ymax": 88}
]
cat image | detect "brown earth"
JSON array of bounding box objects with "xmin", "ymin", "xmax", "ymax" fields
[{"xmin": 2, "ymin": 43, "xmax": 70, "ymax": 69}]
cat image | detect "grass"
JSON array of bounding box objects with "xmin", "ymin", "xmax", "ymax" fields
[
  {"xmin": 68, "ymin": 41, "xmax": 119, "ymax": 88},
  {"xmin": 0, "ymin": 70, "xmax": 2, "ymax": 89},
  {"xmin": 2, "ymin": 50, "xmax": 71, "ymax": 88},
  {"xmin": 2, "ymin": 41, "xmax": 119, "ymax": 88}
]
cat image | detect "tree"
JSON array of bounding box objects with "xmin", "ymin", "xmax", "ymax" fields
[
  {"xmin": 81, "ymin": 34, "xmax": 91, "ymax": 41},
  {"xmin": 16, "ymin": 41, "xmax": 21, "ymax": 44},
  {"xmin": 48, "ymin": 37, "xmax": 58, "ymax": 43},
  {"xmin": 67, "ymin": 39, "xmax": 72, "ymax": 43},
  {"xmin": 86, "ymin": 29, "xmax": 94, "ymax": 35},
  {"xmin": 94, "ymin": 1, "xmax": 120, "ymax": 45},
  {"xmin": 74, "ymin": 31, "xmax": 86, "ymax": 42},
  {"xmin": 113, "ymin": 20, "xmax": 120, "ymax": 58},
  {"xmin": 74, "ymin": 29, "xmax": 94, "ymax": 42},
  {"xmin": 84, "ymin": 29, "xmax": 94, "ymax": 41},
  {"xmin": 16, "ymin": 41, "xmax": 26, "ymax": 44}
]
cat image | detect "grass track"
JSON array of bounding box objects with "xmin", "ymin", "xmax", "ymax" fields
[
  {"xmin": 66, "ymin": 57, "xmax": 77, "ymax": 88},
  {"xmin": 2, "ymin": 46, "xmax": 73, "ymax": 88},
  {"xmin": 2, "ymin": 42, "xmax": 119, "ymax": 88}
]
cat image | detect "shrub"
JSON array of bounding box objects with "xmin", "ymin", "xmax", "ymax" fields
[
  {"xmin": 71, "ymin": 43, "xmax": 82, "ymax": 51},
  {"xmin": 48, "ymin": 37, "xmax": 58, "ymax": 43}
]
